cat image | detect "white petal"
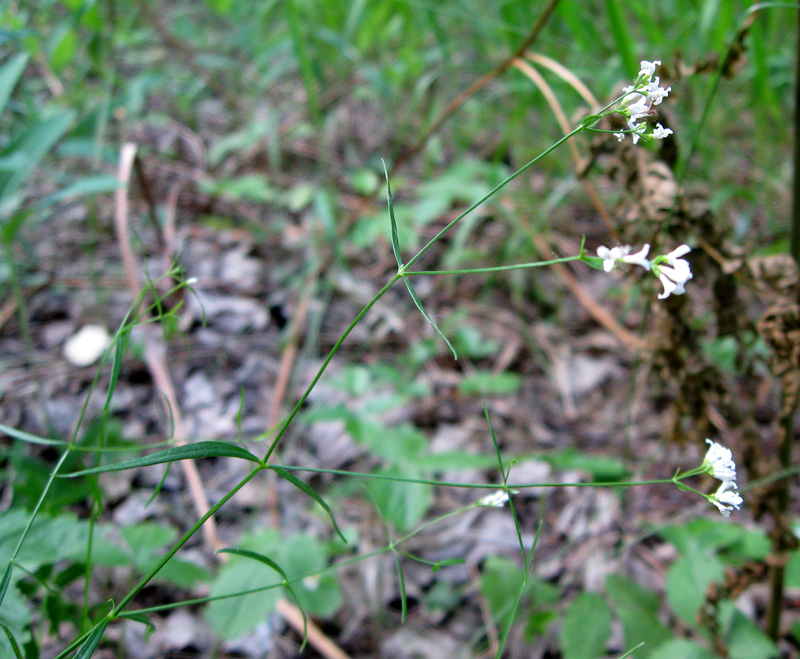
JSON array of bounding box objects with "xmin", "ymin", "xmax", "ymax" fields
[
  {"xmin": 621, "ymin": 244, "xmax": 651, "ymax": 270},
  {"xmin": 657, "ymin": 273, "xmax": 679, "ymax": 299},
  {"xmin": 665, "ymin": 244, "xmax": 691, "ymax": 262}
]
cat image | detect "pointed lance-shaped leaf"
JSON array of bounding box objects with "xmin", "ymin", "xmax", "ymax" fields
[
  {"xmin": 60, "ymin": 441, "xmax": 260, "ymax": 478},
  {"xmin": 404, "ymin": 277, "xmax": 457, "ymax": 360},
  {"xmin": 270, "ymin": 466, "xmax": 347, "ymax": 544}
]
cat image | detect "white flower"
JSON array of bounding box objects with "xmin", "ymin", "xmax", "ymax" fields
[
  {"xmin": 614, "ymin": 132, "xmax": 625, "ymax": 142},
  {"xmin": 477, "ymin": 490, "xmax": 509, "ymax": 508},
  {"xmin": 185, "ymin": 277, "xmax": 198, "ymax": 286},
  {"xmin": 652, "ymin": 123, "xmax": 673, "ymax": 140},
  {"xmin": 710, "ymin": 480, "xmax": 743, "ymax": 517},
  {"xmin": 621, "ymin": 243, "xmax": 651, "ymax": 270},
  {"xmin": 654, "ymin": 245, "xmax": 693, "ymax": 299},
  {"xmin": 597, "ymin": 245, "xmax": 629, "ymax": 272},
  {"xmin": 645, "ymin": 79, "xmax": 671, "ymax": 105},
  {"xmin": 598, "ymin": 244, "xmax": 652, "ymax": 272},
  {"xmin": 638, "ymin": 60, "xmax": 661, "ymax": 79},
  {"xmin": 703, "ymin": 439, "xmax": 737, "ymax": 482}
]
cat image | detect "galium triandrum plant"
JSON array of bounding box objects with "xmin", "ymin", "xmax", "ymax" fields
[
  {"xmin": 594, "ymin": 243, "xmax": 694, "ymax": 299},
  {"xmin": 613, "ymin": 60, "xmax": 673, "ymax": 143}
]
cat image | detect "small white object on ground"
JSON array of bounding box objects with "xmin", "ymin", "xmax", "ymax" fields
[{"xmin": 63, "ymin": 324, "xmax": 112, "ymax": 367}]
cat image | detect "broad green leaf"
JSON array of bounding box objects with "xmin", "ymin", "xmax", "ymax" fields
[
  {"xmin": 75, "ymin": 619, "xmax": 109, "ymax": 659},
  {"xmin": 0, "ymin": 54, "xmax": 28, "ymax": 118},
  {"xmin": 0, "ymin": 111, "xmax": 76, "ymax": 210},
  {"xmin": 541, "ymin": 448, "xmax": 628, "ymax": 482},
  {"xmin": 365, "ymin": 467, "xmax": 431, "ymax": 531},
  {"xmin": 606, "ymin": 574, "xmax": 671, "ymax": 657},
  {"xmin": 480, "ymin": 556, "xmax": 531, "ymax": 627},
  {"xmin": 270, "ymin": 467, "xmax": 347, "ymax": 543},
  {"xmin": 205, "ymin": 531, "xmax": 283, "ymax": 639},
  {"xmin": 459, "ymin": 371, "xmax": 521, "ymax": 396},
  {"xmin": 665, "ymin": 554, "xmax": 724, "ymax": 625},
  {"xmin": 382, "ymin": 159, "xmax": 402, "ymax": 268},
  {"xmin": 719, "ymin": 601, "xmax": 779, "ymax": 659},
  {"xmin": 648, "ymin": 639, "xmax": 715, "ymax": 659},
  {"xmin": 661, "ymin": 518, "xmax": 741, "ymax": 556},
  {"xmin": 277, "ymin": 535, "xmax": 342, "ymax": 619},
  {"xmin": 61, "ymin": 441, "xmax": 260, "ymax": 477},
  {"xmin": 218, "ymin": 547, "xmax": 307, "ymax": 647},
  {"xmin": 404, "ymin": 277, "xmax": 457, "ymax": 360},
  {"xmin": 560, "ymin": 591, "xmax": 612, "ymax": 659}
]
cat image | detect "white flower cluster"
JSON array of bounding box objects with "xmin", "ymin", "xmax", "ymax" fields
[
  {"xmin": 702, "ymin": 439, "xmax": 743, "ymax": 517},
  {"xmin": 614, "ymin": 60, "xmax": 673, "ymax": 144},
  {"xmin": 596, "ymin": 243, "xmax": 693, "ymax": 300},
  {"xmin": 477, "ymin": 490, "xmax": 509, "ymax": 508}
]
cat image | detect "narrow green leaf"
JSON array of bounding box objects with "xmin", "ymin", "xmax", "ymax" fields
[
  {"xmin": 382, "ymin": 158, "xmax": 402, "ymax": 268},
  {"xmin": 0, "ymin": 111, "xmax": 76, "ymax": 207},
  {"xmin": 0, "ymin": 562, "xmax": 12, "ymax": 608},
  {"xmin": 218, "ymin": 548, "xmax": 308, "ymax": 650},
  {"xmin": 605, "ymin": 0, "xmax": 637, "ymax": 77},
  {"xmin": 123, "ymin": 612, "xmax": 156, "ymax": 636},
  {"xmin": 0, "ymin": 53, "xmax": 28, "ymax": 118},
  {"xmin": 483, "ymin": 402, "xmax": 506, "ymax": 482},
  {"xmin": 37, "ymin": 175, "xmax": 121, "ymax": 208},
  {"xmin": 271, "ymin": 467, "xmax": 347, "ymax": 544},
  {"xmin": 60, "ymin": 441, "xmax": 260, "ymax": 477},
  {"xmin": 74, "ymin": 619, "xmax": 109, "ymax": 659},
  {"xmin": 403, "ymin": 277, "xmax": 457, "ymax": 360},
  {"xmin": 0, "ymin": 421, "xmax": 63, "ymax": 445},
  {"xmin": 0, "ymin": 623, "xmax": 22, "ymax": 659},
  {"xmin": 394, "ymin": 552, "xmax": 407, "ymax": 623}
]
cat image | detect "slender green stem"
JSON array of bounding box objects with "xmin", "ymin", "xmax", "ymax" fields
[
  {"xmin": 109, "ymin": 467, "xmax": 262, "ymax": 616},
  {"xmin": 271, "ymin": 463, "xmax": 679, "ymax": 490},
  {"xmin": 406, "ymin": 255, "xmax": 583, "ymax": 276},
  {"xmin": 261, "ymin": 274, "xmax": 402, "ymax": 463},
  {"xmin": 403, "ymin": 126, "xmax": 584, "ymax": 271}
]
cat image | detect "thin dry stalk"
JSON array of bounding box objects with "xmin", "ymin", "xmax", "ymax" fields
[{"xmin": 114, "ymin": 141, "xmax": 223, "ymax": 552}]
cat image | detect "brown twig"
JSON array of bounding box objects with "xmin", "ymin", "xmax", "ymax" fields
[
  {"xmin": 390, "ymin": 0, "xmax": 562, "ymax": 174},
  {"xmin": 511, "ymin": 56, "xmax": 617, "ymax": 239},
  {"xmin": 114, "ymin": 142, "xmax": 224, "ymax": 552}
]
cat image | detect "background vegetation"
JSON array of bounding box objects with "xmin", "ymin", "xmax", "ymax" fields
[{"xmin": 0, "ymin": 1, "xmax": 797, "ymax": 657}]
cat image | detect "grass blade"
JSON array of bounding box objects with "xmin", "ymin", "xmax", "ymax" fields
[
  {"xmin": 271, "ymin": 466, "xmax": 348, "ymax": 543},
  {"xmin": 0, "ymin": 111, "xmax": 76, "ymax": 210},
  {"xmin": 382, "ymin": 158, "xmax": 403, "ymax": 268},
  {"xmin": 0, "ymin": 53, "xmax": 28, "ymax": 118},
  {"xmin": 605, "ymin": 0, "xmax": 637, "ymax": 76},
  {"xmin": 403, "ymin": 277, "xmax": 457, "ymax": 360},
  {"xmin": 60, "ymin": 441, "xmax": 260, "ymax": 477}
]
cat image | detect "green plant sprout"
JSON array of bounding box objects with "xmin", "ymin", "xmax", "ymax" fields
[{"xmin": 0, "ymin": 53, "xmax": 758, "ymax": 659}]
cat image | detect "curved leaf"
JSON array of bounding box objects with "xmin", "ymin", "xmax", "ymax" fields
[
  {"xmin": 404, "ymin": 277, "xmax": 457, "ymax": 360},
  {"xmin": 217, "ymin": 548, "xmax": 308, "ymax": 651},
  {"xmin": 61, "ymin": 441, "xmax": 260, "ymax": 478},
  {"xmin": 270, "ymin": 467, "xmax": 347, "ymax": 544}
]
